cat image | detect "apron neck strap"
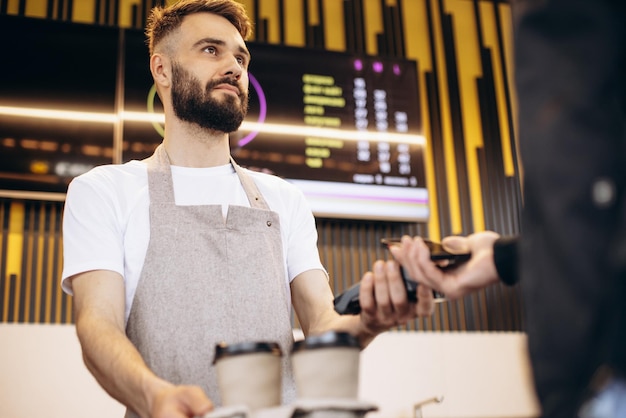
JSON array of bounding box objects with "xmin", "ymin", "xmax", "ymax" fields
[
  {"xmin": 145, "ymin": 144, "xmax": 270, "ymax": 210},
  {"xmin": 229, "ymin": 156, "xmax": 270, "ymax": 210}
]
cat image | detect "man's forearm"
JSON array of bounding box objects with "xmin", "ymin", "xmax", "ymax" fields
[{"xmin": 76, "ymin": 314, "xmax": 171, "ymax": 417}]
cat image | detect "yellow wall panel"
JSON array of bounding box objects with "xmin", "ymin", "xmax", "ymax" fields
[
  {"xmin": 6, "ymin": 202, "xmax": 24, "ymax": 283},
  {"xmin": 446, "ymin": 0, "xmax": 485, "ymax": 232},
  {"xmin": 401, "ymin": 0, "xmax": 441, "ymax": 240},
  {"xmin": 24, "ymin": 0, "xmax": 46, "ymax": 17},
  {"xmin": 257, "ymin": 0, "xmax": 280, "ymax": 43},
  {"xmin": 479, "ymin": 2, "xmax": 515, "ymax": 178},
  {"xmin": 118, "ymin": 0, "xmax": 140, "ymax": 28},
  {"xmin": 430, "ymin": 0, "xmax": 461, "ymax": 235},
  {"xmin": 6, "ymin": 0, "xmax": 19, "ymax": 14},
  {"xmin": 500, "ymin": 3, "xmax": 521, "ymax": 183},
  {"xmin": 72, "ymin": 0, "xmax": 96, "ymax": 24},
  {"xmin": 284, "ymin": 0, "xmax": 305, "ymax": 47},
  {"xmin": 402, "ymin": 0, "xmax": 432, "ymax": 71},
  {"xmin": 323, "ymin": 0, "xmax": 346, "ymax": 51},
  {"xmin": 5, "ymin": 202, "xmax": 24, "ymax": 321},
  {"xmin": 363, "ymin": 0, "xmax": 382, "ymax": 56}
]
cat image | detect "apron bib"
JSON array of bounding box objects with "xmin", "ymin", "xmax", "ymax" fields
[{"xmin": 125, "ymin": 145, "xmax": 295, "ymax": 417}]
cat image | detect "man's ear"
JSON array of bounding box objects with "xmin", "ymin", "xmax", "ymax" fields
[{"xmin": 150, "ymin": 53, "xmax": 171, "ymax": 89}]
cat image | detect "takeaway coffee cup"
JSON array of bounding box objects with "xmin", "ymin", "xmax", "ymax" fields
[
  {"xmin": 291, "ymin": 331, "xmax": 361, "ymax": 399},
  {"xmin": 213, "ymin": 341, "xmax": 283, "ymax": 411}
]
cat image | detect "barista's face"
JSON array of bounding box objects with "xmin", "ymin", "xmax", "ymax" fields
[{"xmin": 169, "ymin": 12, "xmax": 250, "ymax": 133}]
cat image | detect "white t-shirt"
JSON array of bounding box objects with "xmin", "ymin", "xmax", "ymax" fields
[{"xmin": 61, "ymin": 160, "xmax": 326, "ymax": 323}]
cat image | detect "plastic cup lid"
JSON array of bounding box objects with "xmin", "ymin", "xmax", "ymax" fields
[
  {"xmin": 291, "ymin": 330, "xmax": 360, "ymax": 353},
  {"xmin": 213, "ymin": 341, "xmax": 282, "ymax": 364}
]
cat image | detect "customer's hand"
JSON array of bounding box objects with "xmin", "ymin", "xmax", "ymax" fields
[{"xmin": 389, "ymin": 232, "xmax": 501, "ymax": 300}]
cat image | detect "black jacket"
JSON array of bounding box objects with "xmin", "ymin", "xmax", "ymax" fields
[{"xmin": 508, "ymin": 1, "xmax": 626, "ymax": 416}]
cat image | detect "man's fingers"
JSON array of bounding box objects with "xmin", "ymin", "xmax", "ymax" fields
[
  {"xmin": 385, "ymin": 260, "xmax": 411, "ymax": 317},
  {"xmin": 416, "ymin": 284, "xmax": 435, "ymax": 316},
  {"xmin": 358, "ymin": 272, "xmax": 375, "ymax": 314},
  {"xmin": 372, "ymin": 261, "xmax": 393, "ymax": 317},
  {"xmin": 180, "ymin": 386, "xmax": 214, "ymax": 415}
]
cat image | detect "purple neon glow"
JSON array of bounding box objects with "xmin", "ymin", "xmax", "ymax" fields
[
  {"xmin": 372, "ymin": 61, "xmax": 383, "ymax": 73},
  {"xmin": 302, "ymin": 191, "xmax": 428, "ymax": 204},
  {"xmin": 238, "ymin": 73, "xmax": 267, "ymax": 147},
  {"xmin": 353, "ymin": 59, "xmax": 363, "ymax": 71},
  {"xmin": 393, "ymin": 64, "xmax": 401, "ymax": 75}
]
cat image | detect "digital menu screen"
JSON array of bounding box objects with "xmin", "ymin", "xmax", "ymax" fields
[
  {"xmin": 0, "ymin": 17, "xmax": 429, "ymax": 222},
  {"xmin": 235, "ymin": 44, "xmax": 429, "ymax": 221}
]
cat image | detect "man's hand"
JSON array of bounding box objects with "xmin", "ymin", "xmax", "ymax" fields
[
  {"xmin": 358, "ymin": 259, "xmax": 435, "ymax": 338},
  {"xmin": 149, "ymin": 385, "xmax": 213, "ymax": 418}
]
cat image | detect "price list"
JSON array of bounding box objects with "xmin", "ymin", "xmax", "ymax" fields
[
  {"xmin": 228, "ymin": 43, "xmax": 429, "ymax": 221},
  {"xmin": 232, "ymin": 43, "xmax": 425, "ymax": 185}
]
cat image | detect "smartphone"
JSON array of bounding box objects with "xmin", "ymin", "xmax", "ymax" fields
[
  {"xmin": 334, "ymin": 237, "xmax": 461, "ymax": 315},
  {"xmin": 381, "ymin": 237, "xmax": 468, "ymax": 302},
  {"xmin": 380, "ymin": 237, "xmax": 471, "ymax": 266}
]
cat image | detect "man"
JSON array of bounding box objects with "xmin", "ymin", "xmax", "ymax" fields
[
  {"xmin": 61, "ymin": 1, "xmax": 435, "ymax": 417},
  {"xmin": 391, "ymin": 0, "xmax": 626, "ymax": 417}
]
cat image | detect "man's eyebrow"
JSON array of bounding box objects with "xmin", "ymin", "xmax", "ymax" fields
[{"xmin": 194, "ymin": 37, "xmax": 250, "ymax": 58}]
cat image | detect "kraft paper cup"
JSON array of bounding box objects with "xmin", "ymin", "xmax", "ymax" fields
[
  {"xmin": 291, "ymin": 331, "xmax": 361, "ymax": 399},
  {"xmin": 213, "ymin": 341, "xmax": 283, "ymax": 411}
]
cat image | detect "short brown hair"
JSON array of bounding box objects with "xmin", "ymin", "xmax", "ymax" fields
[{"xmin": 145, "ymin": 0, "xmax": 253, "ymax": 55}]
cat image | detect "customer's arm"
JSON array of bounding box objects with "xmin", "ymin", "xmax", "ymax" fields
[
  {"xmin": 491, "ymin": 235, "xmax": 519, "ymax": 286},
  {"xmin": 71, "ymin": 270, "xmax": 213, "ymax": 418}
]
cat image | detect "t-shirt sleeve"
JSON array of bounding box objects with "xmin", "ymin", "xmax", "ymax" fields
[
  {"xmin": 61, "ymin": 172, "xmax": 126, "ymax": 295},
  {"xmin": 284, "ymin": 186, "xmax": 328, "ymax": 282}
]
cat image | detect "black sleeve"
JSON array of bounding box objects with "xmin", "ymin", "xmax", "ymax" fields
[{"xmin": 493, "ymin": 236, "xmax": 519, "ymax": 286}]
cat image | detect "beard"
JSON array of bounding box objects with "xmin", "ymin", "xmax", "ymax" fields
[{"xmin": 170, "ymin": 62, "xmax": 249, "ymax": 133}]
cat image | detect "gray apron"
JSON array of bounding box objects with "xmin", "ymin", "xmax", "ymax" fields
[{"xmin": 125, "ymin": 144, "xmax": 295, "ymax": 417}]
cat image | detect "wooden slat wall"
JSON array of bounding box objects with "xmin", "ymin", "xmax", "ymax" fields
[
  {"xmin": 0, "ymin": 0, "xmax": 523, "ymax": 331},
  {"xmin": 0, "ymin": 198, "xmax": 70, "ymax": 323}
]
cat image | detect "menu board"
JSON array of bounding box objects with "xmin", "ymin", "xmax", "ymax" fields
[
  {"xmin": 0, "ymin": 16, "xmax": 429, "ymax": 222},
  {"xmin": 234, "ymin": 44, "xmax": 429, "ymax": 221}
]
